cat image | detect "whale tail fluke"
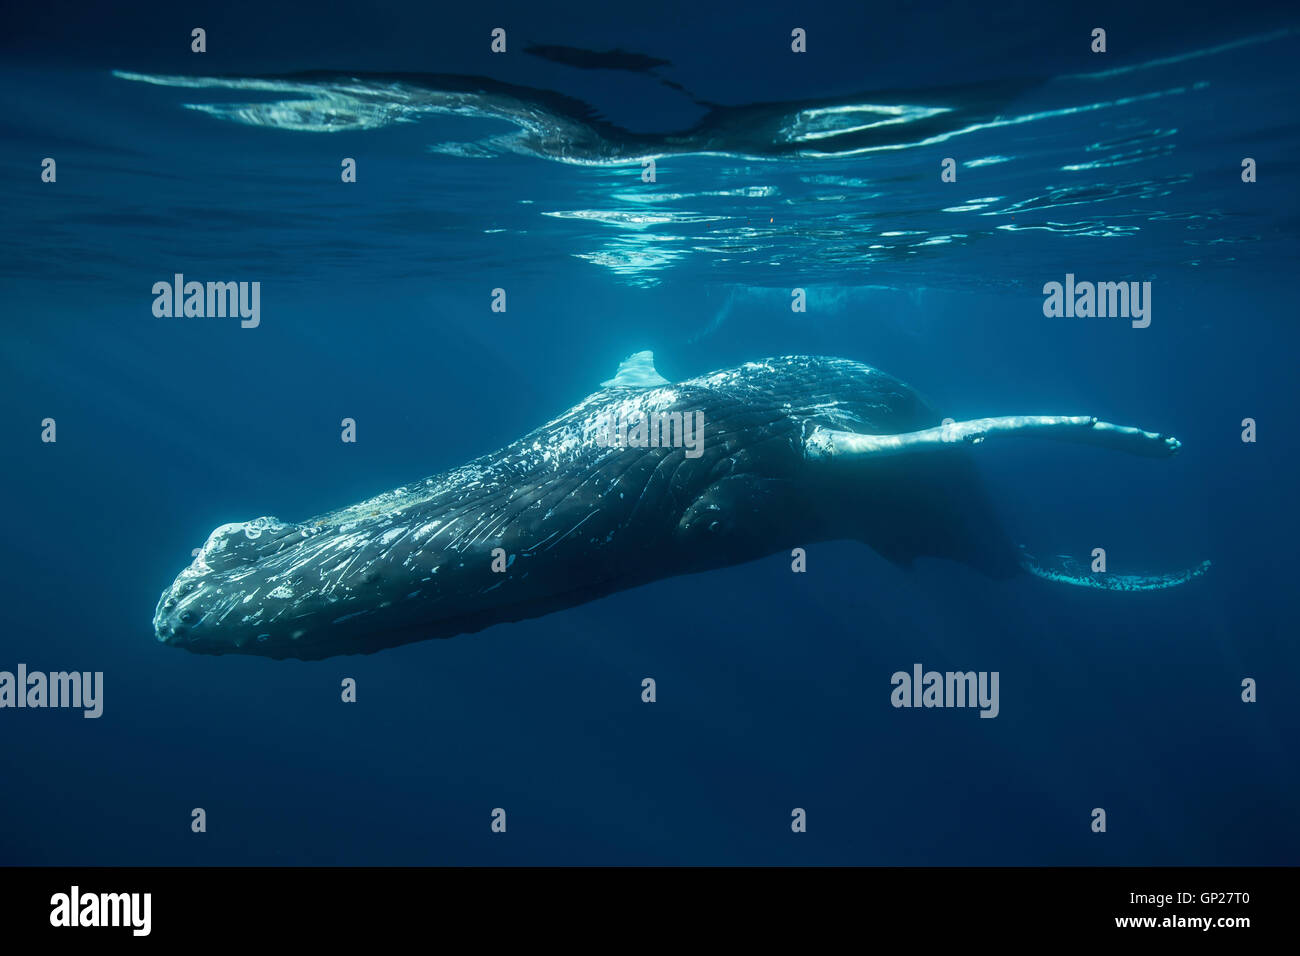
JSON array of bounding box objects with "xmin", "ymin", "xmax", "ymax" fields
[{"xmin": 1018, "ymin": 547, "xmax": 1211, "ymax": 591}]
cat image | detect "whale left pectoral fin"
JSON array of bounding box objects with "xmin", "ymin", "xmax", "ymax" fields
[
  {"xmin": 1019, "ymin": 548, "xmax": 1211, "ymax": 591},
  {"xmin": 804, "ymin": 415, "xmax": 1181, "ymax": 461}
]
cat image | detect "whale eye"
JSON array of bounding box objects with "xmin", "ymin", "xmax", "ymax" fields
[{"xmin": 180, "ymin": 610, "xmax": 196, "ymax": 624}]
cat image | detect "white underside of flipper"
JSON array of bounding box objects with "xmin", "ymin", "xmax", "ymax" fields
[
  {"xmin": 1019, "ymin": 549, "xmax": 1211, "ymax": 591},
  {"xmin": 802, "ymin": 411, "xmax": 1208, "ymax": 590},
  {"xmin": 805, "ymin": 414, "xmax": 1181, "ymax": 461}
]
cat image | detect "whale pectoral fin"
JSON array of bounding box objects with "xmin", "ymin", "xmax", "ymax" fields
[
  {"xmin": 805, "ymin": 415, "xmax": 1181, "ymax": 461},
  {"xmin": 601, "ymin": 350, "xmax": 670, "ymax": 388},
  {"xmin": 1019, "ymin": 548, "xmax": 1211, "ymax": 591},
  {"xmin": 802, "ymin": 416, "xmax": 1209, "ymax": 587}
]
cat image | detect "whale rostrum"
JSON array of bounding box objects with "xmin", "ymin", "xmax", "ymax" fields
[{"xmin": 153, "ymin": 354, "xmax": 1208, "ymax": 660}]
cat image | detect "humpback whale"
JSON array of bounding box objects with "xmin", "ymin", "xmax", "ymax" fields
[
  {"xmin": 112, "ymin": 69, "xmax": 1036, "ymax": 164},
  {"xmin": 153, "ymin": 353, "xmax": 1208, "ymax": 660}
]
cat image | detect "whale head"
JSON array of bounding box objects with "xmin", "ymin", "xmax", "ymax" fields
[{"xmin": 153, "ymin": 516, "xmax": 327, "ymax": 655}]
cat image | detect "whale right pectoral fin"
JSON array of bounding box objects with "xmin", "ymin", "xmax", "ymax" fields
[{"xmin": 804, "ymin": 415, "xmax": 1181, "ymax": 461}]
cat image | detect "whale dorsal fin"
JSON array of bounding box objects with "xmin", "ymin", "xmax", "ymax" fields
[{"xmin": 601, "ymin": 350, "xmax": 670, "ymax": 388}]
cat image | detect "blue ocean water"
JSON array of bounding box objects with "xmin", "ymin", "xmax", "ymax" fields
[{"xmin": 1, "ymin": 1, "xmax": 1297, "ymax": 865}]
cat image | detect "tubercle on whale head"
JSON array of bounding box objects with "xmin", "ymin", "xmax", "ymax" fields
[{"xmin": 153, "ymin": 516, "xmax": 318, "ymax": 654}]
